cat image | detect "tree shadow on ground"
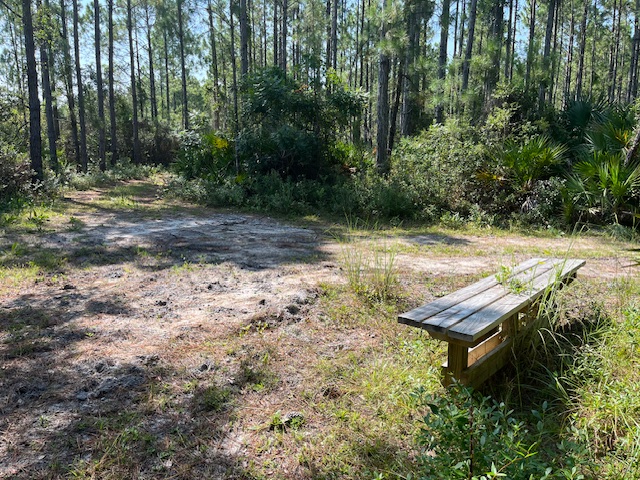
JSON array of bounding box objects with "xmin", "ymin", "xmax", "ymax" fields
[{"xmin": 0, "ymin": 302, "xmax": 256, "ymax": 478}]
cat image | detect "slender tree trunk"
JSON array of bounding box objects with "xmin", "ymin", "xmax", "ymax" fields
[
  {"xmin": 388, "ymin": 59, "xmax": 403, "ymax": 155},
  {"xmin": 163, "ymin": 30, "xmax": 170, "ymax": 120},
  {"xmin": 589, "ymin": 0, "xmax": 597, "ymax": 97},
  {"xmin": 134, "ymin": 13, "xmax": 144, "ymax": 118},
  {"xmin": 273, "ymin": 0, "xmax": 278, "ymax": 67},
  {"xmin": 629, "ymin": 1, "xmax": 640, "ymax": 101},
  {"xmin": 563, "ymin": 0, "xmax": 576, "ymax": 106},
  {"xmin": 505, "ymin": 0, "xmax": 514, "ymax": 80},
  {"xmin": 281, "ymin": 0, "xmax": 288, "ymax": 72},
  {"xmin": 539, "ymin": 0, "xmax": 556, "ymax": 108},
  {"xmin": 458, "ymin": 0, "xmax": 467, "ymax": 59},
  {"xmin": 40, "ymin": 0, "xmax": 58, "ymax": 174},
  {"xmin": 230, "ymin": 0, "xmax": 239, "ymax": 129},
  {"xmin": 208, "ymin": 1, "xmax": 221, "ymax": 129},
  {"xmin": 60, "ymin": 0, "xmax": 80, "ymax": 168},
  {"xmin": 330, "ymin": 0, "xmax": 337, "ymax": 70},
  {"xmin": 240, "ymin": 0, "xmax": 249, "ymax": 75},
  {"xmin": 612, "ymin": 0, "xmax": 622, "ymax": 102},
  {"xmin": 575, "ymin": 0, "xmax": 589, "ymax": 99},
  {"xmin": 22, "ymin": 0, "xmax": 42, "ymax": 180},
  {"xmin": 93, "ymin": 0, "xmax": 106, "ymax": 171},
  {"xmin": 127, "ymin": 0, "xmax": 141, "ymax": 163},
  {"xmin": 401, "ymin": 1, "xmax": 419, "ymax": 136},
  {"xmin": 510, "ymin": 0, "xmax": 518, "ymax": 79},
  {"xmin": 108, "ymin": 0, "xmax": 117, "ymax": 166},
  {"xmin": 177, "ymin": 0, "xmax": 188, "ymax": 129},
  {"xmin": 145, "ymin": 4, "xmax": 157, "ymax": 123},
  {"xmin": 461, "ymin": 0, "xmax": 478, "ymax": 91},
  {"xmin": 72, "ymin": 0, "xmax": 88, "ymax": 172},
  {"xmin": 608, "ymin": 0, "xmax": 618, "ymax": 102},
  {"xmin": 359, "ymin": 0, "xmax": 366, "ymax": 87},
  {"xmin": 453, "ymin": 0, "xmax": 460, "ymax": 58},
  {"xmin": 9, "ymin": 22, "xmax": 27, "ymax": 125},
  {"xmin": 436, "ymin": 0, "xmax": 451, "ymax": 123},
  {"xmin": 376, "ymin": 0, "xmax": 391, "ymax": 174},
  {"xmin": 525, "ymin": 0, "xmax": 536, "ymax": 90},
  {"xmin": 485, "ymin": 0, "xmax": 503, "ymax": 100}
]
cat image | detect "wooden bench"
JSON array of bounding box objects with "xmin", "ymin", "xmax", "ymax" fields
[{"xmin": 398, "ymin": 258, "xmax": 585, "ymax": 388}]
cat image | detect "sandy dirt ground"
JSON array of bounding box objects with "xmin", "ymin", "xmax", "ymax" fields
[{"xmin": 0, "ymin": 184, "xmax": 637, "ymax": 478}]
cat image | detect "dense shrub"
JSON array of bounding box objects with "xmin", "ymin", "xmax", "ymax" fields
[
  {"xmin": 0, "ymin": 147, "xmax": 32, "ymax": 206},
  {"xmin": 237, "ymin": 67, "xmax": 363, "ymax": 180},
  {"xmin": 415, "ymin": 385, "xmax": 592, "ymax": 479},
  {"xmin": 173, "ymin": 131, "xmax": 234, "ymax": 181},
  {"xmin": 389, "ymin": 124, "xmax": 486, "ymax": 216}
]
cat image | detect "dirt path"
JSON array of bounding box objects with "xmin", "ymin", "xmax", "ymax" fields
[{"xmin": 0, "ymin": 182, "xmax": 637, "ymax": 478}]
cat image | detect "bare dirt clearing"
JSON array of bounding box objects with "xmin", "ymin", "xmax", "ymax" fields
[{"xmin": 0, "ymin": 182, "xmax": 637, "ymax": 478}]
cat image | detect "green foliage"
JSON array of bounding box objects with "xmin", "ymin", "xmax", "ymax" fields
[
  {"xmin": 173, "ymin": 131, "xmax": 234, "ymax": 181},
  {"xmin": 564, "ymin": 151, "xmax": 640, "ymax": 224},
  {"xmin": 496, "ymin": 136, "xmax": 567, "ymax": 193},
  {"xmin": 0, "ymin": 147, "xmax": 32, "ymax": 206},
  {"xmin": 237, "ymin": 67, "xmax": 363, "ymax": 179},
  {"xmin": 390, "ymin": 124, "xmax": 486, "ymax": 217},
  {"xmin": 415, "ymin": 385, "xmax": 589, "ymax": 480}
]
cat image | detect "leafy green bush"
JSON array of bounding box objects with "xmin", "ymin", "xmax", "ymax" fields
[
  {"xmin": 414, "ymin": 385, "xmax": 591, "ymax": 480},
  {"xmin": 173, "ymin": 131, "xmax": 234, "ymax": 181},
  {"xmin": 389, "ymin": 124, "xmax": 486, "ymax": 216},
  {"xmin": 0, "ymin": 147, "xmax": 33, "ymax": 207},
  {"xmin": 237, "ymin": 67, "xmax": 362, "ymax": 180}
]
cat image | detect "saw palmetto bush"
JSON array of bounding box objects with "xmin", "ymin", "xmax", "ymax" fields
[{"xmin": 564, "ymin": 151, "xmax": 640, "ymax": 225}]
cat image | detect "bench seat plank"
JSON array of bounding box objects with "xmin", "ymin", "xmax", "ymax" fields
[
  {"xmin": 398, "ymin": 258, "xmax": 544, "ymax": 327},
  {"xmin": 446, "ymin": 258, "xmax": 585, "ymax": 342},
  {"xmin": 420, "ymin": 259, "xmax": 559, "ymax": 334}
]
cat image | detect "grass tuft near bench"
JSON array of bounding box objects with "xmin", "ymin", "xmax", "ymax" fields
[{"xmin": 399, "ymin": 258, "xmax": 585, "ymax": 388}]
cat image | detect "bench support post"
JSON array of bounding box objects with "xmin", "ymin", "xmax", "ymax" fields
[{"xmin": 444, "ymin": 343, "xmax": 469, "ymax": 386}]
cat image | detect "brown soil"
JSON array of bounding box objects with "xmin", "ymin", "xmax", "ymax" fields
[{"xmin": 0, "ymin": 182, "xmax": 636, "ymax": 478}]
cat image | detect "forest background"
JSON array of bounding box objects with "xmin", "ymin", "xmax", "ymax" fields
[{"xmin": 3, "ymin": 0, "xmax": 640, "ymax": 230}]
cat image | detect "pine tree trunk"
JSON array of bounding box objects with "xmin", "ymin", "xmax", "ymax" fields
[
  {"xmin": 281, "ymin": 0, "xmax": 288, "ymax": 71},
  {"xmin": 563, "ymin": 2, "xmax": 576, "ymax": 107},
  {"xmin": 505, "ymin": 0, "xmax": 514, "ymax": 80},
  {"xmin": 40, "ymin": 0, "xmax": 58, "ymax": 174},
  {"xmin": 401, "ymin": 1, "xmax": 419, "ymax": 136},
  {"xmin": 629, "ymin": 1, "xmax": 640, "ymax": 101},
  {"xmin": 163, "ymin": 30, "xmax": 171, "ymax": 120},
  {"xmin": 108, "ymin": 0, "xmax": 117, "ymax": 166},
  {"xmin": 330, "ymin": 0, "xmax": 338, "ymax": 70},
  {"xmin": 388, "ymin": 59, "xmax": 403, "ymax": 155},
  {"xmin": 376, "ymin": 0, "xmax": 391, "ymax": 174},
  {"xmin": 589, "ymin": 0, "xmax": 597, "ymax": 97},
  {"xmin": 539, "ymin": 0, "xmax": 556, "ymax": 108},
  {"xmin": 485, "ymin": 0, "xmax": 503, "ymax": 100},
  {"xmin": 72, "ymin": 0, "xmax": 88, "ymax": 172},
  {"xmin": 240, "ymin": 0, "xmax": 250, "ymax": 75},
  {"xmin": 273, "ymin": 0, "xmax": 279, "ymax": 67},
  {"xmin": 461, "ymin": 0, "xmax": 478, "ymax": 91},
  {"xmin": 22, "ymin": 0, "xmax": 43, "ymax": 180},
  {"xmin": 60, "ymin": 0, "xmax": 80, "ymax": 168},
  {"xmin": 8, "ymin": 23, "xmax": 23, "ymax": 124},
  {"xmin": 575, "ymin": 0, "xmax": 589, "ymax": 100},
  {"xmin": 230, "ymin": 0, "xmax": 239, "ymax": 129},
  {"xmin": 436, "ymin": 0, "xmax": 451, "ymax": 123},
  {"xmin": 177, "ymin": 0, "xmax": 189, "ymax": 129},
  {"xmin": 127, "ymin": 0, "xmax": 141, "ymax": 164},
  {"xmin": 94, "ymin": 0, "xmax": 106, "ymax": 171},
  {"xmin": 208, "ymin": 1, "xmax": 221, "ymax": 130},
  {"xmin": 145, "ymin": 4, "xmax": 157, "ymax": 122},
  {"xmin": 525, "ymin": 0, "xmax": 536, "ymax": 90}
]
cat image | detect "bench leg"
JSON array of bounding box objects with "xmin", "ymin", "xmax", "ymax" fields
[{"xmin": 444, "ymin": 343, "xmax": 469, "ymax": 386}]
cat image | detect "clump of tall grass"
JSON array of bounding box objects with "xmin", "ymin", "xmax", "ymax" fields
[{"xmin": 337, "ymin": 218, "xmax": 399, "ymax": 303}]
